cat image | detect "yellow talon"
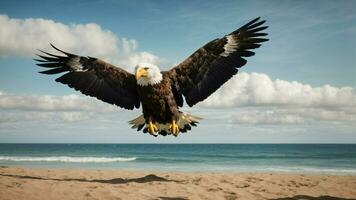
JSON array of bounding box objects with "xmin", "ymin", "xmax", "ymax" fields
[
  {"xmin": 169, "ymin": 120, "xmax": 179, "ymax": 136},
  {"xmin": 147, "ymin": 121, "xmax": 158, "ymax": 135}
]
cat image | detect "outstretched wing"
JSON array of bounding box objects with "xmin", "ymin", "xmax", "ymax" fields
[
  {"xmin": 35, "ymin": 44, "xmax": 140, "ymax": 110},
  {"xmin": 166, "ymin": 17, "xmax": 268, "ymax": 107}
]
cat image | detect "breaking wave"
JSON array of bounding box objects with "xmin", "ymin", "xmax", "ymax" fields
[{"xmin": 0, "ymin": 156, "xmax": 136, "ymax": 163}]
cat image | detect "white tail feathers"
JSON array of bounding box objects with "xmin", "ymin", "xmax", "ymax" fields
[
  {"xmin": 129, "ymin": 115, "xmax": 146, "ymax": 129},
  {"xmin": 128, "ymin": 112, "xmax": 202, "ymax": 136}
]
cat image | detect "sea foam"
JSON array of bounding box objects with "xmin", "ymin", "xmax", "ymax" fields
[{"xmin": 0, "ymin": 156, "xmax": 136, "ymax": 163}]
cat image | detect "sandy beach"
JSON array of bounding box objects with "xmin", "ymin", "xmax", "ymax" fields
[{"xmin": 0, "ymin": 166, "xmax": 355, "ymax": 200}]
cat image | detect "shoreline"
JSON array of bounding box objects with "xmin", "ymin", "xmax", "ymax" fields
[
  {"xmin": 1, "ymin": 166, "xmax": 356, "ymax": 200},
  {"xmin": 1, "ymin": 165, "xmax": 356, "ymax": 176}
]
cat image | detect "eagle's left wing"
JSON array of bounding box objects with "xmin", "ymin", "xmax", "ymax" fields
[
  {"xmin": 165, "ymin": 17, "xmax": 268, "ymax": 107},
  {"xmin": 35, "ymin": 44, "xmax": 140, "ymax": 110}
]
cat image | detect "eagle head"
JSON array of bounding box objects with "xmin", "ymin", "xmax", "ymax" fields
[{"xmin": 135, "ymin": 63, "xmax": 163, "ymax": 86}]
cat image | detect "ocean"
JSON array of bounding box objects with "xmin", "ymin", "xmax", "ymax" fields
[{"xmin": 0, "ymin": 144, "xmax": 355, "ymax": 174}]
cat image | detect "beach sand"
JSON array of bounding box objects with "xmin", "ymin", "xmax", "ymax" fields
[{"xmin": 0, "ymin": 166, "xmax": 355, "ymax": 200}]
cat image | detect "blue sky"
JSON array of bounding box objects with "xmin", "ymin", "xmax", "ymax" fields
[{"xmin": 0, "ymin": 0, "xmax": 355, "ymax": 143}]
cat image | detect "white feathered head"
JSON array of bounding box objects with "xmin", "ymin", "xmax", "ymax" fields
[{"xmin": 135, "ymin": 63, "xmax": 163, "ymax": 86}]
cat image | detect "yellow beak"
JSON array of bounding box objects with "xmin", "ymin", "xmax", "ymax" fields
[{"xmin": 135, "ymin": 68, "xmax": 148, "ymax": 80}]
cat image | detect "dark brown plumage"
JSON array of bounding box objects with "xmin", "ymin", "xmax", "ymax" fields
[
  {"xmin": 137, "ymin": 74, "xmax": 179, "ymax": 123},
  {"xmin": 36, "ymin": 44, "xmax": 140, "ymax": 110},
  {"xmin": 35, "ymin": 17, "xmax": 268, "ymax": 137},
  {"xmin": 166, "ymin": 17, "xmax": 268, "ymax": 106}
]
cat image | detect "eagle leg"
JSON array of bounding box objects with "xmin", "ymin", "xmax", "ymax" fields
[
  {"xmin": 169, "ymin": 120, "xmax": 179, "ymax": 136},
  {"xmin": 147, "ymin": 120, "xmax": 158, "ymax": 136}
]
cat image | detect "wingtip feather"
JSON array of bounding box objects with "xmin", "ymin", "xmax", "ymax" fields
[{"xmin": 50, "ymin": 43, "xmax": 73, "ymax": 56}]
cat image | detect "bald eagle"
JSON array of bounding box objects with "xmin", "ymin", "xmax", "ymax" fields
[{"xmin": 35, "ymin": 17, "xmax": 268, "ymax": 137}]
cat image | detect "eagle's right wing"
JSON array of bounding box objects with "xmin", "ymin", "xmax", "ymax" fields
[
  {"xmin": 166, "ymin": 17, "xmax": 268, "ymax": 107},
  {"xmin": 35, "ymin": 44, "xmax": 140, "ymax": 110}
]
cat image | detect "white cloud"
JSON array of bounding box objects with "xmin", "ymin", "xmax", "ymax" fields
[
  {"xmin": 227, "ymin": 107, "xmax": 356, "ymax": 125},
  {"xmin": 0, "ymin": 111, "xmax": 94, "ymax": 124},
  {"xmin": 0, "ymin": 92, "xmax": 115, "ymax": 112},
  {"xmin": 0, "ymin": 91, "xmax": 138, "ymax": 125},
  {"xmin": 0, "ymin": 14, "xmax": 159, "ymax": 69},
  {"xmin": 198, "ymin": 72, "xmax": 356, "ymax": 125},
  {"xmin": 200, "ymin": 72, "xmax": 356, "ymax": 108},
  {"xmin": 0, "ymin": 91, "xmax": 120, "ymax": 125},
  {"xmin": 229, "ymin": 109, "xmax": 306, "ymax": 125}
]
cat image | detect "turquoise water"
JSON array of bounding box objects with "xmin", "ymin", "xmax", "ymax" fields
[{"xmin": 0, "ymin": 144, "xmax": 355, "ymax": 174}]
